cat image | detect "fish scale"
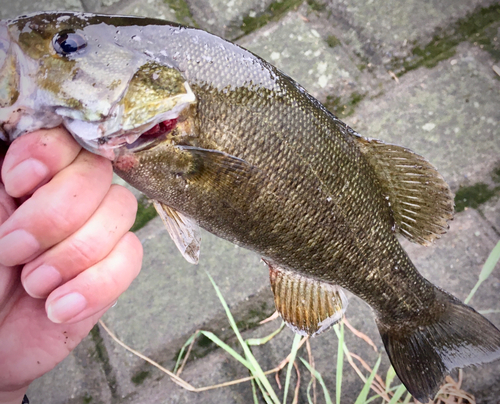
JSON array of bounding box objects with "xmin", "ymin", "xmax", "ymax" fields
[{"xmin": 1, "ymin": 12, "xmax": 500, "ymax": 402}]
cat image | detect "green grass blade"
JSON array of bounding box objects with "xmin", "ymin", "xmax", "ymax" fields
[
  {"xmin": 364, "ymin": 394, "xmax": 382, "ymax": 403},
  {"xmin": 200, "ymin": 331, "xmax": 250, "ymax": 368},
  {"xmin": 388, "ymin": 384, "xmax": 408, "ymax": 404},
  {"xmin": 251, "ymin": 379, "xmax": 260, "ymax": 404},
  {"xmin": 254, "ymin": 377, "xmax": 276, "ymax": 404},
  {"xmin": 334, "ymin": 322, "xmax": 344, "ymax": 404},
  {"xmin": 247, "ymin": 322, "xmax": 285, "ymax": 346},
  {"xmin": 385, "ymin": 366, "xmax": 396, "ymax": 392},
  {"xmin": 283, "ymin": 333, "xmax": 302, "ymax": 404},
  {"xmin": 300, "ymin": 358, "xmax": 333, "ymax": 404},
  {"xmin": 205, "ymin": 271, "xmax": 280, "ymax": 404},
  {"xmin": 402, "ymin": 392, "xmax": 412, "ymax": 404},
  {"xmin": 465, "ymin": 240, "xmax": 500, "ymax": 304},
  {"xmin": 306, "ymin": 378, "xmax": 315, "ymax": 404},
  {"xmin": 173, "ymin": 330, "xmax": 200, "ymax": 374},
  {"xmin": 354, "ymin": 355, "xmax": 382, "ymax": 404}
]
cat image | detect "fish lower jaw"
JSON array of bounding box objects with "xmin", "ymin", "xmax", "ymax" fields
[
  {"xmin": 2, "ymin": 107, "xmax": 64, "ymax": 142},
  {"xmin": 66, "ymin": 116, "xmax": 179, "ymax": 161}
]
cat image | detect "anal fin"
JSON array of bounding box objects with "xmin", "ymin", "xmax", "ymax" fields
[
  {"xmin": 153, "ymin": 201, "xmax": 201, "ymax": 264},
  {"xmin": 267, "ymin": 261, "xmax": 348, "ymax": 337}
]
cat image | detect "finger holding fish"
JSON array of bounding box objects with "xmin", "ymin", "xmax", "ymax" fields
[
  {"xmin": 21, "ymin": 184, "xmax": 138, "ymax": 299},
  {"xmin": 44, "ymin": 231, "xmax": 143, "ymax": 324},
  {"xmin": 0, "ymin": 125, "xmax": 143, "ymax": 401},
  {"xmin": 2, "ymin": 127, "xmax": 82, "ymax": 198},
  {"xmin": 0, "ymin": 148, "xmax": 113, "ymax": 267}
]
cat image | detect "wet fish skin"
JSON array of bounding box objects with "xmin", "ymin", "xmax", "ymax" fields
[{"xmin": 1, "ymin": 12, "xmax": 500, "ymax": 402}]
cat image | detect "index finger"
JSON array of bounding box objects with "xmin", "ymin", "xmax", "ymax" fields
[{"xmin": 2, "ymin": 127, "xmax": 82, "ymax": 198}]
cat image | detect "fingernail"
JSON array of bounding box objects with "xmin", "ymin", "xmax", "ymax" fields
[
  {"xmin": 23, "ymin": 265, "xmax": 63, "ymax": 298},
  {"xmin": 0, "ymin": 229, "xmax": 40, "ymax": 266},
  {"xmin": 47, "ymin": 292, "xmax": 87, "ymax": 323},
  {"xmin": 5, "ymin": 158, "xmax": 49, "ymax": 197}
]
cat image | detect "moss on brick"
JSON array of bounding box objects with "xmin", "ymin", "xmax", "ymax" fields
[
  {"xmin": 240, "ymin": 0, "xmax": 304, "ymax": 36},
  {"xmin": 131, "ymin": 370, "xmax": 151, "ymax": 385},
  {"xmin": 397, "ymin": 4, "xmax": 500, "ymax": 76},
  {"xmin": 131, "ymin": 196, "xmax": 157, "ymax": 232},
  {"xmin": 454, "ymin": 183, "xmax": 498, "ymax": 212}
]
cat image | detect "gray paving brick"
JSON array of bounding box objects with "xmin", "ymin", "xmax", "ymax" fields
[
  {"xmin": 104, "ymin": 0, "xmax": 178, "ymax": 23},
  {"xmin": 98, "ymin": 218, "xmax": 272, "ymax": 399},
  {"xmin": 323, "ymin": 0, "xmax": 498, "ymax": 69},
  {"xmin": 101, "ymin": 0, "xmax": 190, "ymax": 25},
  {"xmin": 0, "ymin": 0, "xmax": 83, "ymax": 19},
  {"xmin": 25, "ymin": 334, "xmax": 113, "ymax": 404},
  {"xmin": 344, "ymin": 43, "xmax": 500, "ymax": 191},
  {"xmin": 238, "ymin": 10, "xmax": 369, "ymax": 105},
  {"xmin": 481, "ymin": 196, "xmax": 500, "ymax": 234},
  {"xmin": 186, "ymin": 0, "xmax": 277, "ymax": 39}
]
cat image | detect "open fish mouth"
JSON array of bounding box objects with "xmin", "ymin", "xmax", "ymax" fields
[
  {"xmin": 65, "ymin": 81, "xmax": 196, "ymax": 160},
  {"xmin": 70, "ymin": 115, "xmax": 179, "ymax": 160}
]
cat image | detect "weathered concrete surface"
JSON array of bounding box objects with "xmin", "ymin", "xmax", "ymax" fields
[
  {"xmin": 323, "ymin": 0, "xmax": 499, "ymax": 69},
  {"xmin": 186, "ymin": 0, "xmax": 278, "ymax": 39},
  {"xmin": 482, "ymin": 196, "xmax": 500, "ymax": 234},
  {"xmin": 98, "ymin": 218, "xmax": 272, "ymax": 400},
  {"xmin": 3, "ymin": 0, "xmax": 499, "ymax": 403},
  {"xmin": 403, "ymin": 209, "xmax": 500, "ymax": 403},
  {"xmin": 86, "ymin": 207, "xmax": 499, "ymax": 404},
  {"xmin": 26, "ymin": 332, "xmax": 114, "ymax": 404},
  {"xmin": 102, "ymin": 0, "xmax": 178, "ymax": 21},
  {"xmin": 0, "ymin": 0, "xmax": 82, "ymax": 19},
  {"xmin": 344, "ymin": 43, "xmax": 500, "ymax": 191},
  {"xmin": 238, "ymin": 7, "xmax": 373, "ymax": 105}
]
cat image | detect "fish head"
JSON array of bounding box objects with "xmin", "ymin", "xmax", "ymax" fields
[{"xmin": 0, "ymin": 12, "xmax": 196, "ymax": 159}]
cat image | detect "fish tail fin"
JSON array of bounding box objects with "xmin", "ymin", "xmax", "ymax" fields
[{"xmin": 377, "ymin": 288, "xmax": 500, "ymax": 403}]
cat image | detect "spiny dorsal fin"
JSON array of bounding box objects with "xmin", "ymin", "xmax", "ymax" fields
[
  {"xmin": 354, "ymin": 137, "xmax": 454, "ymax": 245},
  {"xmin": 153, "ymin": 200, "xmax": 201, "ymax": 264},
  {"xmin": 267, "ymin": 261, "xmax": 348, "ymax": 336}
]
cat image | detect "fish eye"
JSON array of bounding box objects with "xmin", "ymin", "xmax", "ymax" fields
[{"xmin": 53, "ymin": 30, "xmax": 87, "ymax": 56}]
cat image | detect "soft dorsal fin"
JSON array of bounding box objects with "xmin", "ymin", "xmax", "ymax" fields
[
  {"xmin": 153, "ymin": 201, "xmax": 201, "ymax": 264},
  {"xmin": 354, "ymin": 136, "xmax": 454, "ymax": 245},
  {"xmin": 267, "ymin": 261, "xmax": 348, "ymax": 336}
]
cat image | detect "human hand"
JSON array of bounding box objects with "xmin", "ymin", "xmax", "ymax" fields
[{"xmin": 0, "ymin": 127, "xmax": 143, "ymax": 404}]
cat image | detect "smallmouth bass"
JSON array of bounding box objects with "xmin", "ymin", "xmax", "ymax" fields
[{"xmin": 0, "ymin": 12, "xmax": 499, "ymax": 402}]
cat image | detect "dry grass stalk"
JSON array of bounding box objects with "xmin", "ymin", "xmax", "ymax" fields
[
  {"xmin": 292, "ymin": 361, "xmax": 301, "ymax": 404},
  {"xmin": 306, "ymin": 339, "xmax": 317, "ymax": 404}
]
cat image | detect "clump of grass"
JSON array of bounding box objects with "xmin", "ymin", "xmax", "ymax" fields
[{"xmin": 101, "ymin": 241, "xmax": 500, "ymax": 403}]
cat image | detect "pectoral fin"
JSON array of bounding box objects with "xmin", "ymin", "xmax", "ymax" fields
[
  {"xmin": 176, "ymin": 145, "xmax": 256, "ymax": 187},
  {"xmin": 267, "ymin": 261, "xmax": 348, "ymax": 336},
  {"xmin": 354, "ymin": 136, "xmax": 454, "ymax": 245},
  {"xmin": 153, "ymin": 201, "xmax": 201, "ymax": 264}
]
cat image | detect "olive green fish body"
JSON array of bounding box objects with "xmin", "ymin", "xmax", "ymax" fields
[
  {"xmin": 1, "ymin": 12, "xmax": 500, "ymax": 402},
  {"xmin": 116, "ymin": 72, "xmax": 430, "ymax": 323}
]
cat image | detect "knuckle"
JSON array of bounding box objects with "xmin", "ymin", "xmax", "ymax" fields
[
  {"xmin": 66, "ymin": 235, "xmax": 99, "ymax": 269},
  {"xmin": 43, "ymin": 203, "xmax": 81, "ymax": 236}
]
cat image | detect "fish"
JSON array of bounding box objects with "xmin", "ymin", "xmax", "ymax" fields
[{"xmin": 1, "ymin": 11, "xmax": 499, "ymax": 402}]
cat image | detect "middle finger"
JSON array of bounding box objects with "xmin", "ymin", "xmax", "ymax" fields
[
  {"xmin": 21, "ymin": 184, "xmax": 137, "ymax": 298},
  {"xmin": 0, "ymin": 150, "xmax": 112, "ymax": 267}
]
